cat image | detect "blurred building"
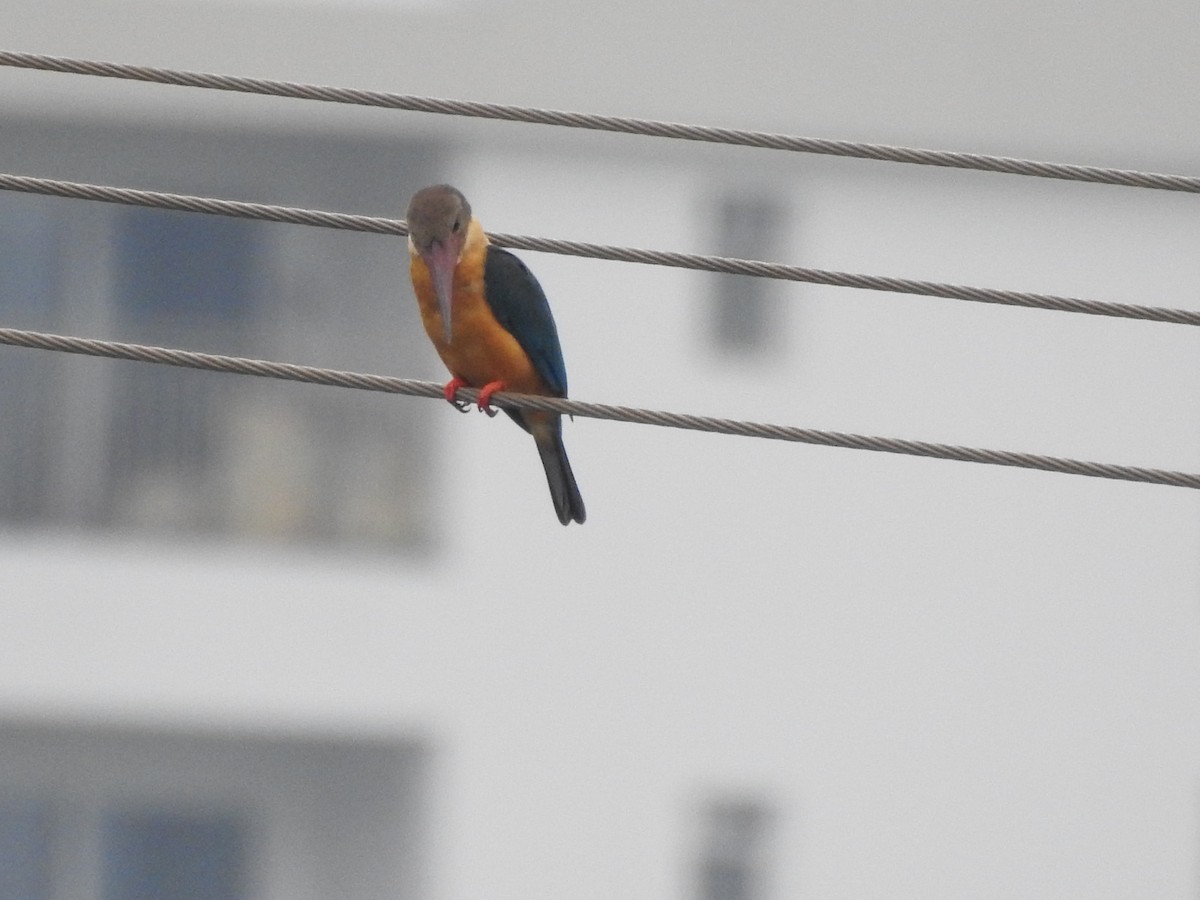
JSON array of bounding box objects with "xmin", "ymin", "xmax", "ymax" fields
[{"xmin": 2, "ymin": 1, "xmax": 1200, "ymax": 899}]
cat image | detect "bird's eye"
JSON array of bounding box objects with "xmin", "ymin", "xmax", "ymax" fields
[{"xmin": 451, "ymin": 218, "xmax": 461, "ymax": 233}]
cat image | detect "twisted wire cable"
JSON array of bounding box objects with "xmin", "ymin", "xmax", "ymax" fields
[
  {"xmin": 2, "ymin": 50, "xmax": 1199, "ymax": 193},
  {"xmin": 0, "ymin": 326, "xmax": 1196, "ymax": 491},
  {"xmin": 3, "ymin": 172, "xmax": 1199, "ymax": 327}
]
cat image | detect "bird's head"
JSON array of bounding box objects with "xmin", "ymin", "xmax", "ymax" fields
[{"xmin": 407, "ymin": 184, "xmax": 473, "ymax": 342}]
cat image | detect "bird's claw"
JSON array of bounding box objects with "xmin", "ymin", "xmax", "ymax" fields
[
  {"xmin": 477, "ymin": 381, "xmax": 504, "ymax": 418},
  {"xmin": 443, "ymin": 377, "xmax": 470, "ymax": 413}
]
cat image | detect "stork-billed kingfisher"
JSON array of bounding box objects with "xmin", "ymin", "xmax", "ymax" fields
[{"xmin": 406, "ymin": 184, "xmax": 586, "ymax": 525}]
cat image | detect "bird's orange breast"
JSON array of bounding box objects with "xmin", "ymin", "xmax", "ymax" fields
[{"xmin": 409, "ymin": 221, "xmax": 548, "ymax": 395}]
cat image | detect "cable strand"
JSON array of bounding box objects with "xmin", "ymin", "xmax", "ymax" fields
[
  {"xmin": 2, "ymin": 50, "xmax": 1200, "ymax": 193},
  {"xmin": 0, "ymin": 326, "xmax": 1195, "ymax": 491},
  {"xmin": 2, "ymin": 172, "xmax": 1199, "ymax": 327}
]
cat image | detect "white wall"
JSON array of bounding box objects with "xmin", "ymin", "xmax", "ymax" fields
[
  {"xmin": 343, "ymin": 145, "xmax": 1200, "ymax": 898},
  {"xmin": 0, "ymin": 123, "xmax": 1198, "ymax": 900}
]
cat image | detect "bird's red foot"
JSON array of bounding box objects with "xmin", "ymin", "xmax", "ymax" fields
[
  {"xmin": 476, "ymin": 380, "xmax": 505, "ymax": 417},
  {"xmin": 443, "ymin": 376, "xmax": 470, "ymax": 413}
]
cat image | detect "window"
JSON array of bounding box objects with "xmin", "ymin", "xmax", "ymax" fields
[
  {"xmin": 0, "ymin": 194, "xmax": 62, "ymax": 522},
  {"xmin": 0, "ymin": 803, "xmax": 252, "ymax": 900},
  {"xmin": 0, "ymin": 798, "xmax": 53, "ymax": 900},
  {"xmin": 709, "ymin": 195, "xmax": 788, "ymax": 357},
  {"xmin": 104, "ymin": 809, "xmax": 247, "ymax": 900},
  {"xmin": 0, "ymin": 721, "xmax": 428, "ymax": 900},
  {"xmin": 0, "ymin": 120, "xmax": 440, "ymax": 547},
  {"xmin": 104, "ymin": 209, "xmax": 262, "ymax": 534},
  {"xmin": 695, "ymin": 796, "xmax": 773, "ymax": 900},
  {"xmin": 116, "ymin": 209, "xmax": 259, "ymax": 326}
]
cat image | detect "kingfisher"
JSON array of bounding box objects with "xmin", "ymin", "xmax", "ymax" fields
[{"xmin": 406, "ymin": 184, "xmax": 586, "ymax": 525}]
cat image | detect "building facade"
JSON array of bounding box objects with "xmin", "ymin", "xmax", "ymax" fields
[{"xmin": 2, "ymin": 1, "xmax": 1200, "ymax": 898}]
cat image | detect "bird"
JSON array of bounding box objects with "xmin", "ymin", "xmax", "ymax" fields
[{"xmin": 406, "ymin": 184, "xmax": 586, "ymax": 525}]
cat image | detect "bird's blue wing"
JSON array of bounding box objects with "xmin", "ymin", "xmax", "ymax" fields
[{"xmin": 483, "ymin": 246, "xmax": 568, "ymax": 396}]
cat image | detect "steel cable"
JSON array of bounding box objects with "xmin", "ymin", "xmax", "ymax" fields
[
  {"xmin": 2, "ymin": 172, "xmax": 1198, "ymax": 326},
  {"xmin": 2, "ymin": 50, "xmax": 1200, "ymax": 192},
  {"xmin": 0, "ymin": 326, "xmax": 1195, "ymax": 491}
]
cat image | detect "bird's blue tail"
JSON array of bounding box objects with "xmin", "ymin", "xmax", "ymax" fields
[{"xmin": 534, "ymin": 426, "xmax": 586, "ymax": 525}]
